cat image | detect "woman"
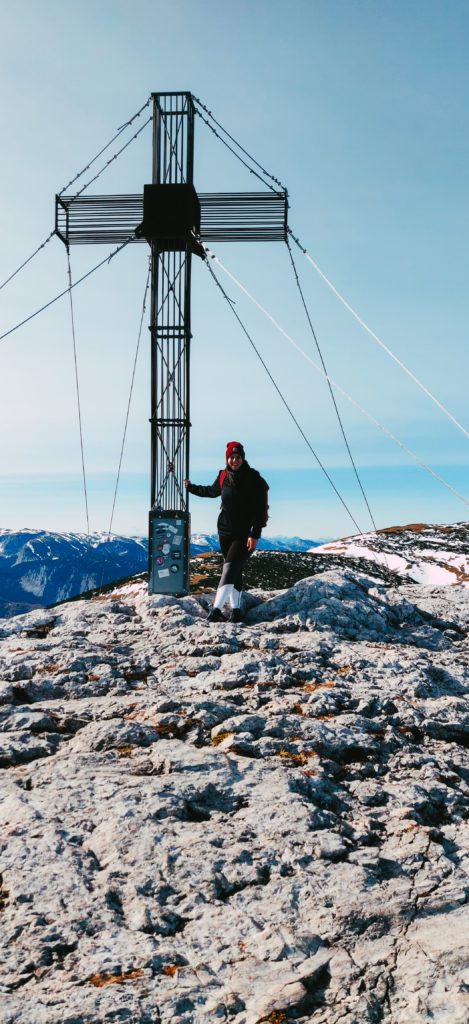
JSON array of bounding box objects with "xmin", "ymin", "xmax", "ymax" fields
[{"xmin": 185, "ymin": 441, "xmax": 266, "ymax": 622}]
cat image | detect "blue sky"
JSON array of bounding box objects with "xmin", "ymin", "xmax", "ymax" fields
[{"xmin": 1, "ymin": 0, "xmax": 468, "ymax": 539}]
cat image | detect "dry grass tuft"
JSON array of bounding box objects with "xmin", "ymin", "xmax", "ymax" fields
[
  {"xmin": 211, "ymin": 731, "xmax": 235, "ymax": 746},
  {"xmin": 302, "ymin": 679, "xmax": 334, "ymax": 692},
  {"xmin": 36, "ymin": 663, "xmax": 61, "ymax": 675},
  {"xmin": 277, "ymin": 749, "xmax": 317, "ymax": 766},
  {"xmin": 89, "ymin": 968, "xmax": 144, "ymax": 987}
]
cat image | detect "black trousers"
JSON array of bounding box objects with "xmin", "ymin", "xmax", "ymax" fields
[{"xmin": 218, "ymin": 535, "xmax": 251, "ymax": 591}]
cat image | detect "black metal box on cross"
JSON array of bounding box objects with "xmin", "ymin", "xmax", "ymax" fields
[{"xmin": 139, "ymin": 184, "xmax": 200, "ymax": 248}]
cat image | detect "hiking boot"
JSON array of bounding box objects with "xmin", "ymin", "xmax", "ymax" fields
[
  {"xmin": 207, "ymin": 607, "xmax": 225, "ymax": 623},
  {"xmin": 228, "ymin": 608, "xmax": 243, "ymax": 623}
]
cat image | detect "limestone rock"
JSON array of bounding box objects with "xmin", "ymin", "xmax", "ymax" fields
[{"xmin": 0, "ymin": 568, "xmax": 468, "ymax": 1022}]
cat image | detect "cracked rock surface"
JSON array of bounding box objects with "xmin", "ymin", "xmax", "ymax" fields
[{"xmin": 0, "ymin": 569, "xmax": 468, "ymax": 1023}]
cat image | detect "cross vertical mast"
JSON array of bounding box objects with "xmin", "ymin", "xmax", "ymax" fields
[
  {"xmin": 150, "ymin": 92, "xmax": 194, "ymax": 520},
  {"xmin": 147, "ymin": 92, "xmax": 198, "ymax": 594}
]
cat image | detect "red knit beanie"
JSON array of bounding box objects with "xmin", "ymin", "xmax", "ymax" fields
[{"xmin": 226, "ymin": 441, "xmax": 245, "ymax": 461}]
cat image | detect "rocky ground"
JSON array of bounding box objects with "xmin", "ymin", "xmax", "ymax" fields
[{"xmin": 1, "ymin": 568, "xmax": 468, "ymax": 1023}]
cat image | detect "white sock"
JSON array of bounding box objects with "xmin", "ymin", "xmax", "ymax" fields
[
  {"xmin": 213, "ymin": 584, "xmax": 234, "ymax": 611},
  {"xmin": 229, "ymin": 588, "xmax": 241, "ymax": 609}
]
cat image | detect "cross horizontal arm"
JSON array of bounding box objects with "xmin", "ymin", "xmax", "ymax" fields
[{"xmin": 55, "ymin": 191, "xmax": 288, "ymax": 246}]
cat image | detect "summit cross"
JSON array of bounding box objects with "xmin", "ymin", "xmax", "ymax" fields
[{"xmin": 56, "ymin": 91, "xmax": 288, "ymax": 594}]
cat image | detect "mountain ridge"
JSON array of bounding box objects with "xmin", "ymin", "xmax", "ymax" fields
[
  {"xmin": 0, "ymin": 522, "xmax": 467, "ymax": 618},
  {"xmin": 0, "ymin": 529, "xmax": 321, "ymax": 618},
  {"xmin": 312, "ymin": 520, "xmax": 469, "ymax": 586}
]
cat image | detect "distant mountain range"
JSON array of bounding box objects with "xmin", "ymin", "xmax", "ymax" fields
[
  {"xmin": 190, "ymin": 533, "xmax": 321, "ymax": 554},
  {"xmin": 0, "ymin": 529, "xmax": 321, "ymax": 618},
  {"xmin": 1, "ymin": 523, "xmax": 465, "ymax": 620}
]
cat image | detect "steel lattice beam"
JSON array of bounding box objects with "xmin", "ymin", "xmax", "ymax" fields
[{"xmin": 55, "ymin": 191, "xmax": 288, "ymax": 245}]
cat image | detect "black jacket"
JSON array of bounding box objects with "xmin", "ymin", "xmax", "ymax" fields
[{"xmin": 188, "ymin": 461, "xmax": 265, "ymax": 539}]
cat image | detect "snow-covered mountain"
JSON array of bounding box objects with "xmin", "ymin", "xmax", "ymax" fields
[
  {"xmin": 312, "ymin": 521, "xmax": 469, "ymax": 586},
  {"xmin": 0, "ymin": 530, "xmax": 148, "ymax": 618},
  {"xmin": 0, "ymin": 529, "xmax": 320, "ymax": 618},
  {"xmin": 1, "ymin": 567, "xmax": 467, "ymax": 1022}
]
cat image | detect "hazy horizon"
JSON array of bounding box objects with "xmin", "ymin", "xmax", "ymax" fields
[{"xmin": 1, "ymin": 464, "xmax": 466, "ymax": 540}]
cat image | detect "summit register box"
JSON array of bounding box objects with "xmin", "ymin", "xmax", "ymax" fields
[{"xmin": 148, "ymin": 510, "xmax": 190, "ymax": 596}]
